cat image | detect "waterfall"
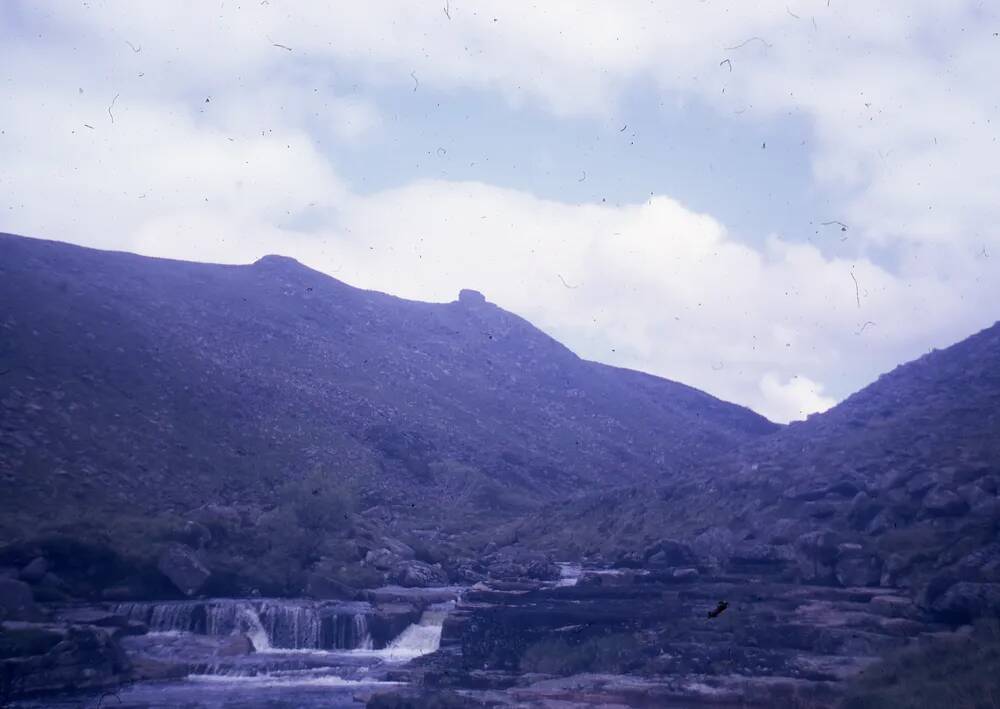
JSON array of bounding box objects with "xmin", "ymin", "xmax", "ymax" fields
[
  {"xmin": 235, "ymin": 604, "xmax": 271, "ymax": 652},
  {"xmin": 556, "ymin": 562, "xmax": 582, "ymax": 587},
  {"xmin": 382, "ymin": 603, "xmax": 451, "ymax": 660},
  {"xmin": 112, "ymin": 599, "xmax": 374, "ymax": 651},
  {"xmin": 353, "ymin": 614, "xmax": 374, "ymax": 651}
]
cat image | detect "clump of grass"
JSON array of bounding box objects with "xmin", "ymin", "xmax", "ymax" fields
[
  {"xmin": 839, "ymin": 617, "xmax": 1000, "ymax": 709},
  {"xmin": 519, "ymin": 632, "xmax": 646, "ymax": 675}
]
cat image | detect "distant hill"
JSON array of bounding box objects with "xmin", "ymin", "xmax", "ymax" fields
[
  {"xmin": 0, "ymin": 233, "xmax": 776, "ymax": 530},
  {"xmin": 521, "ymin": 320, "xmax": 1000, "ymax": 620}
]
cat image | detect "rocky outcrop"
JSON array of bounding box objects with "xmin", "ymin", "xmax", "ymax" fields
[
  {"xmin": 929, "ymin": 582, "xmax": 1000, "ymax": 623},
  {"xmin": 482, "ymin": 548, "xmax": 559, "ymax": 582},
  {"xmin": 157, "ymin": 545, "xmax": 210, "ymax": 597},
  {"xmin": 389, "ymin": 560, "xmax": 448, "ymax": 588}
]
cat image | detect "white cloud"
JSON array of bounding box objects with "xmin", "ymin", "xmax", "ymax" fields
[
  {"xmin": 758, "ymin": 373, "xmax": 836, "ymax": 423},
  {"xmin": 3, "ymin": 1, "xmax": 1000, "ymax": 424}
]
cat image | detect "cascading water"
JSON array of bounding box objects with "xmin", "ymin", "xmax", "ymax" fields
[
  {"xmin": 381, "ymin": 602, "xmax": 452, "ymax": 661},
  {"xmin": 112, "ymin": 599, "xmax": 375, "ymax": 651},
  {"xmin": 556, "ymin": 562, "xmax": 582, "ymax": 587}
]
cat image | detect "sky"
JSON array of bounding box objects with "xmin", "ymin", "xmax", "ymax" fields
[{"xmin": 2, "ymin": 1, "xmax": 999, "ymax": 423}]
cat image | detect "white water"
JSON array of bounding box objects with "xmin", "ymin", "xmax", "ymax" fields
[
  {"xmin": 236, "ymin": 603, "xmax": 272, "ymax": 652},
  {"xmin": 556, "ymin": 562, "xmax": 582, "ymax": 587},
  {"xmin": 349, "ymin": 602, "xmax": 452, "ymax": 662},
  {"xmin": 114, "ymin": 599, "xmax": 374, "ymax": 651}
]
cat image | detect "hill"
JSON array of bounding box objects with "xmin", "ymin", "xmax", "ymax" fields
[
  {"xmin": 520, "ymin": 320, "xmax": 1000, "ymax": 622},
  {"xmin": 0, "ymin": 232, "xmax": 775, "ymax": 532}
]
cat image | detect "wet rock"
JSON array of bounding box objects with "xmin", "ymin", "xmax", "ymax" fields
[
  {"xmin": 217, "ymin": 632, "xmax": 253, "ymax": 656},
  {"xmin": 369, "ymin": 603, "xmax": 422, "ymax": 648},
  {"xmin": 59, "ymin": 609, "xmax": 131, "ymax": 629},
  {"xmin": 19, "ymin": 557, "xmax": 48, "ymax": 584},
  {"xmin": 0, "ymin": 578, "xmax": 41, "ymax": 621},
  {"xmin": 922, "ymin": 486, "xmax": 969, "ymax": 517},
  {"xmin": 0, "ymin": 622, "xmax": 131, "ymax": 698},
  {"xmin": 157, "ymin": 544, "xmax": 210, "ymax": 597}
]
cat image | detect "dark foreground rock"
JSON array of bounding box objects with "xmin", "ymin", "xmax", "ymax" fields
[{"xmin": 0, "ymin": 621, "xmax": 131, "ymax": 699}]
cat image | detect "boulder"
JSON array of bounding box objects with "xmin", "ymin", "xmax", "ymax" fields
[
  {"xmin": 642, "ymin": 539, "xmax": 697, "ymax": 568},
  {"xmin": 922, "ymin": 486, "xmax": 969, "ymax": 517},
  {"xmin": 765, "ymin": 519, "xmax": 801, "ymax": 545},
  {"xmin": 483, "ymin": 548, "xmax": 559, "ymax": 581},
  {"xmin": 866, "ymin": 508, "xmax": 900, "ymax": 535},
  {"xmin": 382, "ymin": 538, "xmax": 416, "ymax": 561},
  {"xmin": 880, "ymin": 553, "xmax": 912, "ymax": 588},
  {"xmin": 60, "ymin": 609, "xmax": 131, "ymax": 629},
  {"xmin": 0, "ymin": 622, "xmax": 131, "ymax": 698},
  {"xmin": 954, "ymin": 543, "xmax": 1000, "ymax": 581},
  {"xmin": 613, "ymin": 551, "xmax": 644, "ymax": 569},
  {"xmin": 847, "ymin": 494, "xmax": 882, "ymax": 530},
  {"xmin": 364, "ymin": 549, "xmax": 402, "ymax": 571},
  {"xmin": 795, "ymin": 530, "xmax": 841, "ymax": 584},
  {"xmin": 304, "ymin": 573, "xmax": 358, "ymax": 600},
  {"xmin": 0, "ymin": 578, "xmax": 41, "ymax": 621},
  {"xmin": 217, "ymin": 633, "xmax": 254, "ymax": 657},
  {"xmin": 19, "ymin": 557, "xmax": 48, "ymax": 584},
  {"xmin": 835, "ymin": 555, "xmax": 882, "ymax": 587},
  {"xmin": 389, "ymin": 560, "xmax": 448, "ymax": 588},
  {"xmin": 930, "ymin": 582, "xmax": 1000, "ymax": 623},
  {"xmin": 157, "ymin": 545, "xmax": 210, "ymax": 597}
]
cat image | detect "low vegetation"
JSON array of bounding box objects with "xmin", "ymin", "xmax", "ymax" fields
[
  {"xmin": 838, "ymin": 618, "xmax": 1000, "ymax": 709},
  {"xmin": 520, "ymin": 632, "xmax": 647, "ymax": 675},
  {"xmin": 0, "ymin": 469, "xmax": 363, "ymax": 598}
]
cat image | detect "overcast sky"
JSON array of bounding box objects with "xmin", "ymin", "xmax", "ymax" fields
[{"xmin": 3, "ymin": 1, "xmax": 999, "ymax": 423}]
